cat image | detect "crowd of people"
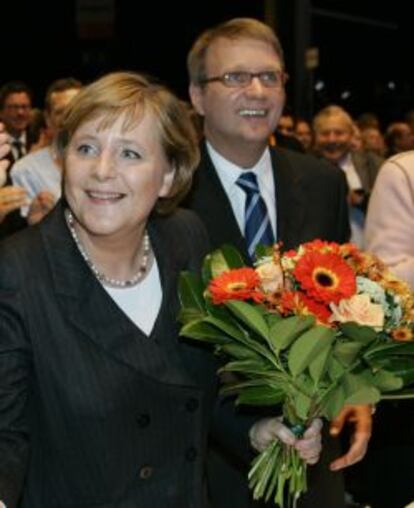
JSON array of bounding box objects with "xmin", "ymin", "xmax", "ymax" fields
[{"xmin": 0, "ymin": 16, "xmax": 413, "ymax": 508}]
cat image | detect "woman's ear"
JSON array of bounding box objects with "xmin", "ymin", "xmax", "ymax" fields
[{"xmin": 158, "ymin": 166, "xmax": 176, "ymax": 197}]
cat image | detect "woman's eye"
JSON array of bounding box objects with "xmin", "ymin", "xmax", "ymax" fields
[
  {"xmin": 76, "ymin": 144, "xmax": 96, "ymax": 156},
  {"xmin": 122, "ymin": 148, "xmax": 141, "ymax": 160}
]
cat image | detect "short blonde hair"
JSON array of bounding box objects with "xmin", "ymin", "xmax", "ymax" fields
[
  {"xmin": 187, "ymin": 17, "xmax": 285, "ymax": 84},
  {"xmin": 58, "ymin": 71, "xmax": 199, "ymax": 214},
  {"xmin": 313, "ymin": 105, "xmax": 354, "ymax": 134}
]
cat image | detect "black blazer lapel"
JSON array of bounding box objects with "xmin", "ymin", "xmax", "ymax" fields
[{"xmin": 40, "ymin": 204, "xmax": 193, "ymax": 386}]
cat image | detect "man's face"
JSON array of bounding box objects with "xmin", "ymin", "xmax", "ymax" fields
[
  {"xmin": 1, "ymin": 92, "xmax": 32, "ymax": 136},
  {"xmin": 278, "ymin": 115, "xmax": 294, "ymax": 137},
  {"xmin": 314, "ymin": 116, "xmax": 353, "ymax": 164},
  {"xmin": 190, "ymin": 37, "xmax": 285, "ymax": 158},
  {"xmin": 47, "ymin": 88, "xmax": 80, "ymax": 136}
]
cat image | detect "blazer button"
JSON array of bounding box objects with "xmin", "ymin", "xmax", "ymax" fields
[
  {"xmin": 136, "ymin": 413, "xmax": 151, "ymax": 428},
  {"xmin": 185, "ymin": 398, "xmax": 199, "ymax": 412},
  {"xmin": 185, "ymin": 446, "xmax": 198, "ymax": 462},
  {"xmin": 139, "ymin": 465, "xmax": 153, "ymax": 480}
]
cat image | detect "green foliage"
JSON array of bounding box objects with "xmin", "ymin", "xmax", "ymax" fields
[{"xmin": 288, "ymin": 326, "xmax": 335, "ymax": 376}]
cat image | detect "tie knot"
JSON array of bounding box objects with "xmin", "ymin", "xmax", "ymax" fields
[
  {"xmin": 12, "ymin": 139, "xmax": 22, "ymax": 148},
  {"xmin": 236, "ymin": 172, "xmax": 259, "ymax": 194}
]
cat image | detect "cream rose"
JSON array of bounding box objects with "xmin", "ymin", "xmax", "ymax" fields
[
  {"xmin": 256, "ymin": 261, "xmax": 284, "ymax": 294},
  {"xmin": 329, "ymin": 293, "xmax": 384, "ymax": 330}
]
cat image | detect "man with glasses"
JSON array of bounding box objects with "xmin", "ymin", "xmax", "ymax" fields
[
  {"xmin": 184, "ymin": 17, "xmax": 372, "ymax": 508},
  {"xmin": 0, "ymin": 81, "xmax": 33, "ymax": 166}
]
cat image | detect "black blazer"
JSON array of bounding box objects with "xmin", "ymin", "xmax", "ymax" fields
[
  {"xmin": 0, "ymin": 203, "xmax": 246, "ymax": 508},
  {"xmin": 185, "ymin": 143, "xmax": 350, "ymax": 259}
]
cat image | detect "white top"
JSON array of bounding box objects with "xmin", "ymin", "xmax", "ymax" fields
[
  {"xmin": 339, "ymin": 152, "xmax": 363, "ymax": 191},
  {"xmin": 11, "ymin": 146, "xmax": 62, "ymax": 216},
  {"xmin": 206, "ymin": 142, "xmax": 277, "ymax": 238},
  {"xmin": 103, "ymin": 259, "xmax": 162, "ymax": 336}
]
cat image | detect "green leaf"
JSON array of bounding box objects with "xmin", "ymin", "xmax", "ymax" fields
[
  {"xmin": 220, "ymin": 359, "xmax": 272, "ymax": 376},
  {"xmin": 293, "ymin": 390, "xmax": 312, "ymax": 420},
  {"xmin": 269, "ymin": 315, "xmax": 315, "ymax": 352},
  {"xmin": 178, "ymin": 272, "xmax": 205, "ymax": 314},
  {"xmin": 288, "ymin": 326, "xmax": 335, "ymax": 377},
  {"xmin": 309, "ymin": 345, "xmax": 331, "ymax": 384},
  {"xmin": 334, "ymin": 341, "xmax": 364, "ymax": 366},
  {"xmin": 225, "ymin": 300, "xmax": 269, "ymax": 342},
  {"xmin": 220, "ymin": 343, "xmax": 264, "ymax": 361},
  {"xmin": 236, "ymin": 385, "xmax": 285, "ymax": 406},
  {"xmin": 364, "ymin": 340, "xmax": 414, "ymax": 361},
  {"xmin": 209, "ymin": 245, "xmax": 245, "ymax": 277},
  {"xmin": 321, "ymin": 384, "xmax": 347, "ymax": 420},
  {"xmin": 343, "ymin": 373, "xmax": 381, "ymax": 405},
  {"xmin": 340, "ymin": 322, "xmax": 378, "ymax": 344},
  {"xmin": 204, "ymin": 315, "xmax": 247, "ymax": 343},
  {"xmin": 180, "ymin": 320, "xmax": 230, "ymax": 345},
  {"xmin": 177, "ymin": 307, "xmax": 206, "ymax": 325},
  {"xmin": 327, "ymin": 355, "xmax": 346, "ymax": 382},
  {"xmin": 254, "ymin": 244, "xmax": 274, "ymax": 260},
  {"xmin": 371, "ymin": 369, "xmax": 403, "ymax": 392},
  {"xmin": 264, "ymin": 312, "xmax": 282, "ymax": 328},
  {"xmin": 370, "ymin": 357, "xmax": 414, "ymax": 385}
]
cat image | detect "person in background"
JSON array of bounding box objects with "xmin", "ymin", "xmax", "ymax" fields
[
  {"xmin": 360, "ymin": 126, "xmax": 386, "ymax": 158},
  {"xmin": 384, "ymin": 121, "xmax": 414, "ymax": 157},
  {"xmin": 185, "ymin": 17, "xmax": 372, "ymax": 508},
  {"xmin": 0, "ymin": 71, "xmax": 323, "ymax": 508},
  {"xmin": 313, "ymin": 105, "xmax": 383, "ymax": 248},
  {"xmin": 0, "ymin": 122, "xmax": 28, "ymax": 239},
  {"xmin": 0, "ymin": 81, "xmax": 33, "ymax": 168},
  {"xmin": 294, "ymin": 117, "xmax": 313, "ymax": 152},
  {"xmin": 362, "ymin": 150, "xmax": 414, "ymax": 508},
  {"xmin": 11, "ymin": 77, "xmax": 82, "ymax": 225},
  {"xmin": 27, "ymin": 108, "xmax": 52, "ymax": 153}
]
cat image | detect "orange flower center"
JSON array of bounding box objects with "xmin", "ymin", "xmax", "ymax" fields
[{"xmin": 227, "ymin": 282, "xmax": 248, "ymax": 291}]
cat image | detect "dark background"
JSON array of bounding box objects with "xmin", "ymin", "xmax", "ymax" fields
[{"xmin": 2, "ymin": 1, "xmax": 411, "ymax": 127}]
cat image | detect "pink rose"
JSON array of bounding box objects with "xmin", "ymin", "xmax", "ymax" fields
[
  {"xmin": 329, "ymin": 293, "xmax": 384, "ymax": 330},
  {"xmin": 256, "ymin": 261, "xmax": 284, "ymax": 294}
]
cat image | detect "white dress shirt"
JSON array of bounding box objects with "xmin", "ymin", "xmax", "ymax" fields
[{"xmin": 206, "ymin": 142, "xmax": 277, "ymax": 239}]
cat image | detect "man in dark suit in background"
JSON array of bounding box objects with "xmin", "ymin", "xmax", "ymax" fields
[
  {"xmin": 184, "ymin": 17, "xmax": 373, "ymax": 508},
  {"xmin": 0, "ymin": 82, "xmax": 33, "ymax": 238}
]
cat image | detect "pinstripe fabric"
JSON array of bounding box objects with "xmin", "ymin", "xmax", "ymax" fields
[{"xmin": 0, "ymin": 203, "xmax": 227, "ymax": 508}]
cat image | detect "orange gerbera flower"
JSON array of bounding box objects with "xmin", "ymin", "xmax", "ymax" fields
[
  {"xmin": 281, "ymin": 291, "xmax": 331, "ymax": 324},
  {"xmin": 391, "ymin": 326, "xmax": 414, "ymax": 342},
  {"xmin": 208, "ymin": 268, "xmax": 263, "ymax": 305},
  {"xmin": 293, "ymin": 251, "xmax": 356, "ymax": 304}
]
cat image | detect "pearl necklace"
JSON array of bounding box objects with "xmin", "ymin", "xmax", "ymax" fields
[{"xmin": 65, "ymin": 209, "xmax": 151, "ymax": 288}]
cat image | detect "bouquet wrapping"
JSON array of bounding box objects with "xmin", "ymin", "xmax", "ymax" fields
[{"xmin": 178, "ymin": 240, "xmax": 414, "ymax": 507}]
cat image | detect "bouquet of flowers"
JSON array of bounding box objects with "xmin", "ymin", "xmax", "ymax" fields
[{"xmin": 178, "ymin": 240, "xmax": 414, "ymax": 508}]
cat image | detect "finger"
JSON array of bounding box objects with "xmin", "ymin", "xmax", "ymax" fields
[
  {"xmin": 329, "ymin": 431, "xmax": 370, "ymax": 471},
  {"xmin": 329, "ymin": 407, "xmax": 350, "ymax": 436},
  {"xmin": 303, "ymin": 418, "xmax": 323, "ymax": 438},
  {"xmin": 270, "ymin": 420, "xmax": 296, "ymax": 446}
]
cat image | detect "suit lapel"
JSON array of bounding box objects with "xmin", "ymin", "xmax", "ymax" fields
[
  {"xmin": 41, "ymin": 203, "xmax": 194, "ymax": 386},
  {"xmin": 189, "ymin": 143, "xmax": 248, "ymax": 257}
]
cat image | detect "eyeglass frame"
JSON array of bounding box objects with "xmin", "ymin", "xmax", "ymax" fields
[{"xmin": 198, "ymin": 70, "xmax": 288, "ymax": 89}]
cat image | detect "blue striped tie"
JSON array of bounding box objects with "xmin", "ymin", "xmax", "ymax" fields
[{"xmin": 236, "ymin": 172, "xmax": 275, "ymax": 260}]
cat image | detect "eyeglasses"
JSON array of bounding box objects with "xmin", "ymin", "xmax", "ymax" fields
[
  {"xmin": 5, "ymin": 104, "xmax": 31, "ymax": 112},
  {"xmin": 199, "ymin": 70, "xmax": 288, "ymax": 89}
]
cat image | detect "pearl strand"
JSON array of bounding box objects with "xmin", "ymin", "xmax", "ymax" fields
[{"xmin": 65, "ymin": 209, "xmax": 151, "ymax": 288}]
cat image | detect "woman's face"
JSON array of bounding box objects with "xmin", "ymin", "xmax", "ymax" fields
[{"xmin": 64, "ymin": 110, "xmax": 174, "ymax": 242}]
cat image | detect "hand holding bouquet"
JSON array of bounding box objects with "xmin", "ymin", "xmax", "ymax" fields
[{"xmin": 179, "ymin": 240, "xmax": 414, "ymax": 507}]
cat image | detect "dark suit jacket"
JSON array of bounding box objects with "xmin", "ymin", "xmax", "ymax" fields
[
  {"xmin": 0, "ymin": 203, "xmax": 247, "ymax": 508},
  {"xmin": 184, "ymin": 142, "xmax": 350, "ymax": 508},
  {"xmin": 185, "ymin": 143, "xmax": 350, "ymax": 257}
]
